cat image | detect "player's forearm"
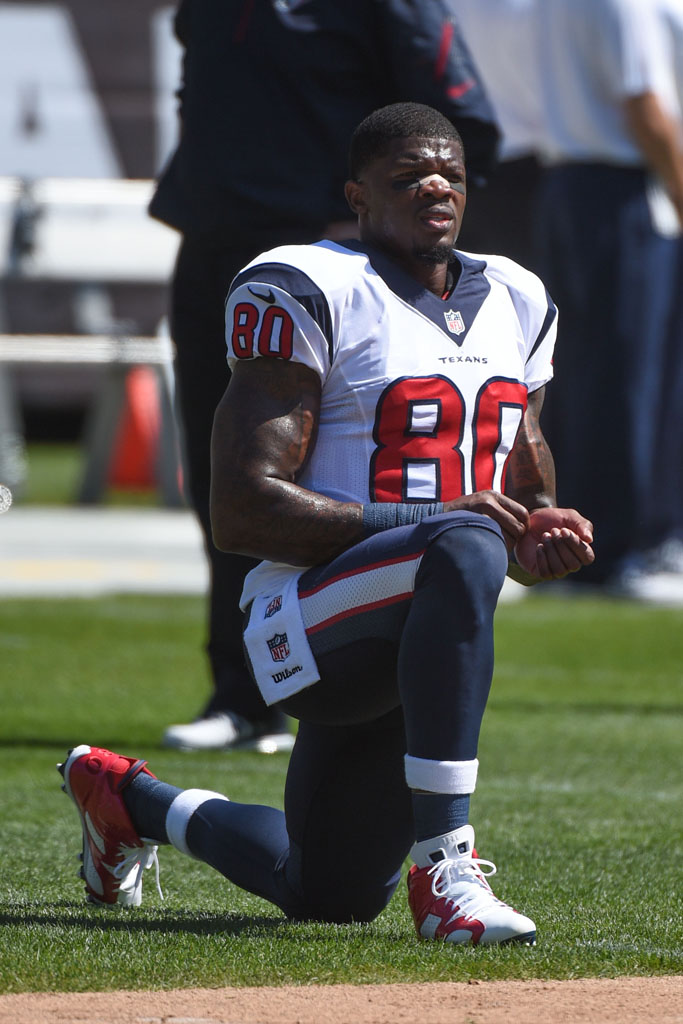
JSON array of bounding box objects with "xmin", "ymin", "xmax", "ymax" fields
[
  {"xmin": 505, "ymin": 448, "xmax": 554, "ymax": 586},
  {"xmin": 504, "ymin": 386, "xmax": 556, "ymax": 510},
  {"xmin": 212, "ymin": 476, "xmax": 365, "ymax": 566},
  {"xmin": 505, "ymin": 426, "xmax": 557, "ymax": 511},
  {"xmin": 625, "ymin": 92, "xmax": 683, "ymax": 221},
  {"xmin": 212, "ymin": 481, "xmax": 446, "ymax": 565}
]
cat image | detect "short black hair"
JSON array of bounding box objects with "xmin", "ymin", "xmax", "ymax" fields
[{"xmin": 349, "ymin": 102, "xmax": 463, "ymax": 180}]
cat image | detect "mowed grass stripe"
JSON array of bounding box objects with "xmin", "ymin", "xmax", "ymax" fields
[{"xmin": 0, "ymin": 593, "xmax": 681, "ymax": 991}]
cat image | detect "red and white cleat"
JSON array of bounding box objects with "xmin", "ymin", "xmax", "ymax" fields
[
  {"xmin": 407, "ymin": 825, "xmax": 536, "ymax": 946},
  {"xmin": 58, "ymin": 744, "xmax": 162, "ymax": 907}
]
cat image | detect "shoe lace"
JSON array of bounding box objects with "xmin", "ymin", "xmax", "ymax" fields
[
  {"xmin": 110, "ymin": 841, "xmax": 164, "ymax": 901},
  {"xmin": 427, "ymin": 854, "xmax": 498, "ymax": 921}
]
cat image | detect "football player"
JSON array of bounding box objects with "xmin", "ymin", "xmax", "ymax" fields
[{"xmin": 59, "ymin": 103, "xmax": 593, "ymax": 946}]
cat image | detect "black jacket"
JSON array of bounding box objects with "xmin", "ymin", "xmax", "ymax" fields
[{"xmin": 150, "ymin": 0, "xmax": 500, "ymax": 239}]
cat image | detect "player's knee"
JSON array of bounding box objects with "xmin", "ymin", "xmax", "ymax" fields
[
  {"xmin": 307, "ymin": 884, "xmax": 396, "ymax": 925},
  {"xmin": 420, "ymin": 524, "xmax": 507, "ymax": 619},
  {"xmin": 294, "ymin": 868, "xmax": 401, "ymax": 925}
]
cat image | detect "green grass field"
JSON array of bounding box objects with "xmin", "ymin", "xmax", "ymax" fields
[
  {"xmin": 0, "ymin": 591, "xmax": 681, "ymax": 993},
  {"xmin": 17, "ymin": 443, "xmax": 160, "ymax": 507}
]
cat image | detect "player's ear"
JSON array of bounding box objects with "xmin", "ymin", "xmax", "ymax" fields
[{"xmin": 345, "ymin": 178, "xmax": 367, "ymax": 215}]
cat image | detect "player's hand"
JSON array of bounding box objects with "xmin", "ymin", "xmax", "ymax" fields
[
  {"xmin": 514, "ymin": 507, "xmax": 595, "ymax": 580},
  {"xmin": 443, "ymin": 491, "xmax": 530, "ymax": 550}
]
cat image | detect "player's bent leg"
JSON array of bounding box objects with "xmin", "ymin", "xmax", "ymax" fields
[
  {"xmin": 58, "ymin": 744, "xmax": 307, "ymax": 916},
  {"xmin": 398, "ymin": 525, "xmax": 535, "ymax": 944},
  {"xmin": 133, "ymin": 714, "xmax": 408, "ymax": 924},
  {"xmin": 293, "ymin": 513, "xmax": 506, "ymax": 757},
  {"xmin": 399, "ymin": 520, "xmax": 508, "ymax": 760},
  {"xmin": 165, "ymin": 790, "xmax": 305, "ymax": 915},
  {"xmin": 281, "ymin": 709, "xmax": 413, "ymax": 924},
  {"xmin": 58, "ymin": 516, "xmax": 528, "ymax": 935},
  {"xmin": 286, "ymin": 513, "xmax": 534, "ymax": 944}
]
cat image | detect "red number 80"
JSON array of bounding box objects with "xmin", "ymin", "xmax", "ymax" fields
[{"xmin": 370, "ymin": 375, "xmax": 526, "ymax": 502}]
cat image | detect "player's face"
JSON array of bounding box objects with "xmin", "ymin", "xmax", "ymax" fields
[{"xmin": 345, "ymin": 136, "xmax": 466, "ymax": 277}]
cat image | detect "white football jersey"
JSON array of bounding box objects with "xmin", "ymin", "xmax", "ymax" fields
[{"xmin": 224, "ymin": 240, "xmax": 556, "ymax": 608}]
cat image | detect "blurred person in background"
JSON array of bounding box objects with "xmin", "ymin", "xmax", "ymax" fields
[
  {"xmin": 454, "ymin": 0, "xmax": 544, "ymax": 272},
  {"xmin": 646, "ymin": 0, "xmax": 683, "ymax": 579},
  {"xmin": 150, "ymin": 0, "xmax": 500, "ymax": 752},
  {"xmin": 533, "ymin": 0, "xmax": 683, "ymax": 601}
]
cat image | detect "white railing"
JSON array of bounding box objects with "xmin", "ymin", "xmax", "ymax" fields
[{"xmin": 0, "ymin": 177, "xmax": 183, "ymax": 505}]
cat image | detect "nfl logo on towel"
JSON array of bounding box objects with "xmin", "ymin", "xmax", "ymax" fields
[
  {"xmin": 444, "ymin": 309, "xmax": 465, "ymax": 335},
  {"xmin": 267, "ymin": 633, "xmax": 290, "ymax": 662}
]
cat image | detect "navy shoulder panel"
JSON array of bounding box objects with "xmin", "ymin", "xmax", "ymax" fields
[
  {"xmin": 230, "ymin": 262, "xmax": 333, "ymax": 359},
  {"xmin": 527, "ymin": 289, "xmax": 558, "ymax": 362}
]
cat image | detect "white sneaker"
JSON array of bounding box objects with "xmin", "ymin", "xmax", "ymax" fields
[
  {"xmin": 163, "ymin": 711, "xmax": 295, "ymax": 753},
  {"xmin": 606, "ymin": 564, "xmax": 683, "ymax": 606},
  {"xmin": 407, "ymin": 825, "xmax": 536, "ymax": 946},
  {"xmin": 646, "ymin": 538, "xmax": 683, "ymax": 575}
]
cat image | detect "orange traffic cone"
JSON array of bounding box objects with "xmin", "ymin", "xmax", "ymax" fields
[{"xmin": 109, "ymin": 366, "xmax": 160, "ymax": 489}]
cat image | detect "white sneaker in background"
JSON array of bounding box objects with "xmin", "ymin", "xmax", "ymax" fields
[
  {"xmin": 605, "ymin": 564, "xmax": 683, "ymax": 606},
  {"xmin": 646, "ymin": 538, "xmax": 683, "ymax": 576},
  {"xmin": 163, "ymin": 711, "xmax": 295, "ymax": 753}
]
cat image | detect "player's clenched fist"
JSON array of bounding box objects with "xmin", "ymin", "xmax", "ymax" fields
[{"xmin": 514, "ymin": 507, "xmax": 595, "ymax": 581}]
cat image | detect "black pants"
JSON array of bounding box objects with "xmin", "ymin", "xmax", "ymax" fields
[{"xmin": 457, "ymin": 155, "xmax": 542, "ymax": 273}]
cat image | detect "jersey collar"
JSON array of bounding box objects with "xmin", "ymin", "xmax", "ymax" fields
[{"xmin": 343, "ymin": 241, "xmax": 490, "ymax": 346}]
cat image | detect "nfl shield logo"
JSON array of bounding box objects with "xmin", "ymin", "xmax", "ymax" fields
[
  {"xmin": 264, "ymin": 595, "xmax": 282, "ymax": 619},
  {"xmin": 267, "ymin": 633, "xmax": 290, "ymax": 662},
  {"xmin": 444, "ymin": 309, "xmax": 465, "ymax": 335}
]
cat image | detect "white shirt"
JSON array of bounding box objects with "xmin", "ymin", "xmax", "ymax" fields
[
  {"xmin": 536, "ymin": 0, "xmax": 674, "ymax": 165},
  {"xmin": 658, "ymin": 0, "xmax": 683, "ymax": 118},
  {"xmin": 456, "ymin": 0, "xmax": 544, "ymax": 160}
]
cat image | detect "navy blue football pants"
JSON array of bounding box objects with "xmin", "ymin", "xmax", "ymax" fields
[{"xmin": 128, "ymin": 513, "xmax": 508, "ymax": 922}]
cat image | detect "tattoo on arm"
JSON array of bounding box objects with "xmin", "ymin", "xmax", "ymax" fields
[
  {"xmin": 210, "ymin": 358, "xmax": 364, "ymax": 565},
  {"xmin": 505, "ymin": 387, "xmax": 557, "ymax": 510}
]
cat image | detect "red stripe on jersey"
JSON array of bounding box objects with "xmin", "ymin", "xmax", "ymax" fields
[
  {"xmin": 434, "ymin": 22, "xmax": 454, "ymax": 80},
  {"xmin": 448, "ymin": 79, "xmax": 475, "ymax": 100},
  {"xmin": 298, "ymin": 549, "xmax": 425, "ymax": 599},
  {"xmin": 305, "ymin": 591, "xmax": 413, "ymax": 636}
]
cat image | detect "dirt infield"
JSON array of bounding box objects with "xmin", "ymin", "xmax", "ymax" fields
[{"xmin": 0, "ymin": 977, "xmax": 681, "ymax": 1024}]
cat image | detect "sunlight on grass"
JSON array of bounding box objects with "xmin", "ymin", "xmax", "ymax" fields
[{"xmin": 0, "ymin": 594, "xmax": 681, "ymax": 992}]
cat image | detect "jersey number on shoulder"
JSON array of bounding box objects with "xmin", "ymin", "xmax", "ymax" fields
[
  {"xmin": 231, "ymin": 302, "xmax": 294, "ymax": 360},
  {"xmin": 370, "ymin": 375, "xmax": 527, "ymax": 502}
]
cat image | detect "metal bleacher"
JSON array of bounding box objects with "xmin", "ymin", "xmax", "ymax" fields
[{"xmin": 0, "ymin": 175, "xmax": 183, "ymax": 505}]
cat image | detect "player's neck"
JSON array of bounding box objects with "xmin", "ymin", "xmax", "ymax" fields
[
  {"xmin": 413, "ymin": 261, "xmax": 450, "ymax": 297},
  {"xmin": 360, "ymin": 232, "xmax": 455, "ymax": 296},
  {"xmin": 377, "ymin": 246, "xmax": 451, "ymax": 296}
]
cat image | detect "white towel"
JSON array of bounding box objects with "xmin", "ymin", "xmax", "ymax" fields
[{"xmin": 243, "ymin": 571, "xmax": 320, "ymax": 705}]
